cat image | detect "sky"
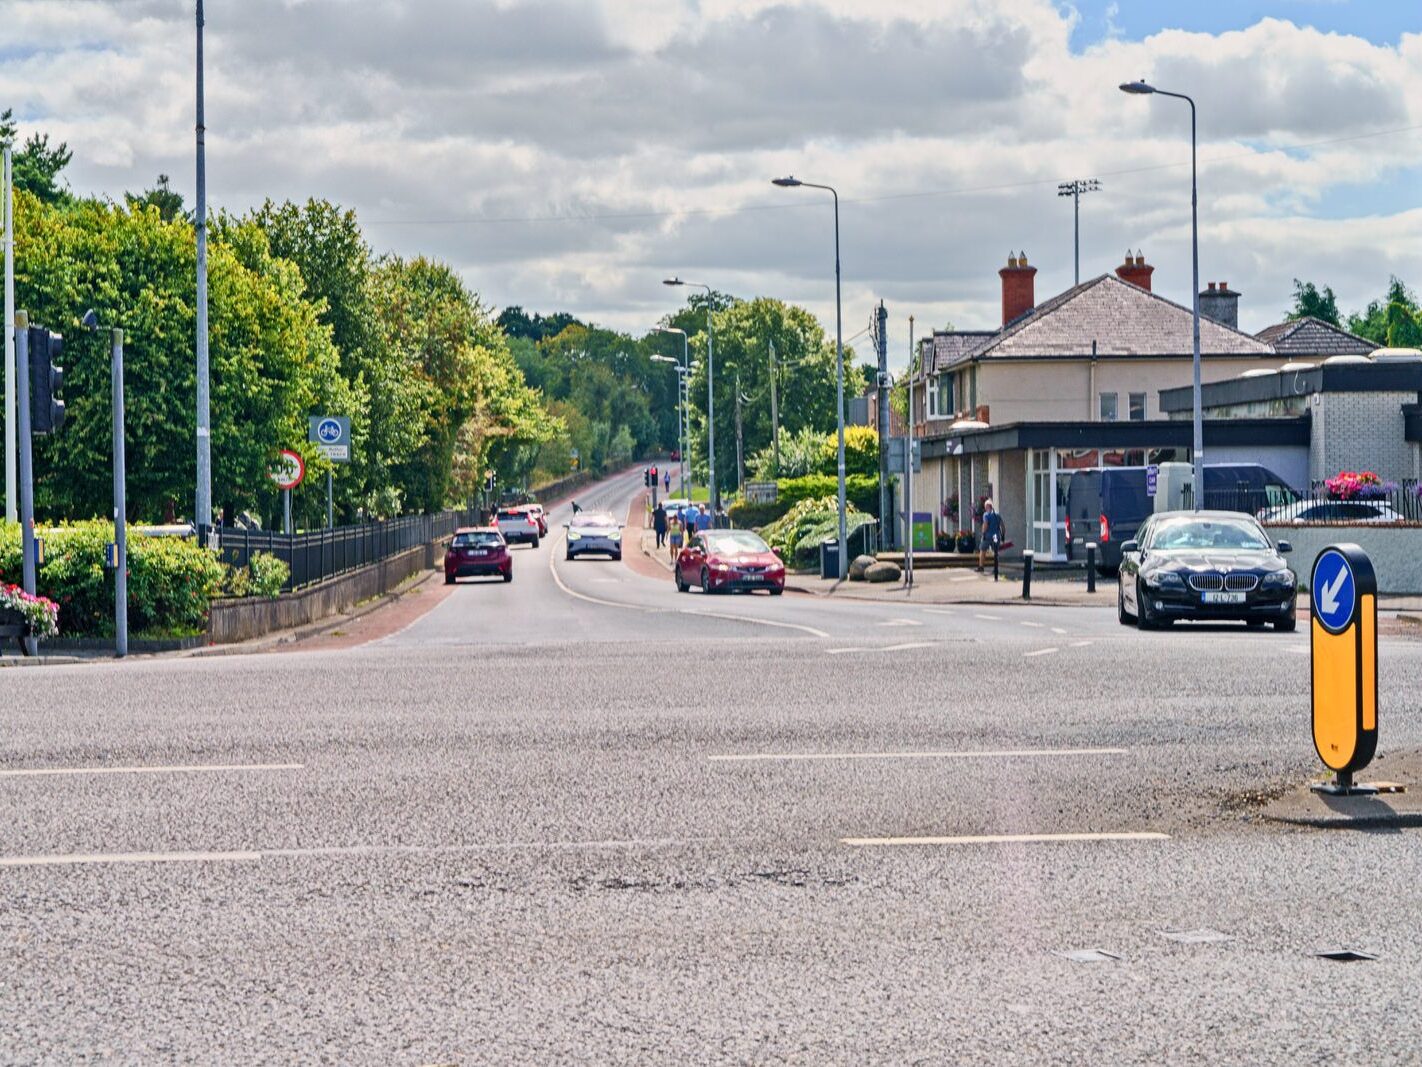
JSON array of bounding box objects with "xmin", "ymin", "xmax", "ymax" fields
[{"xmin": 2, "ymin": 0, "xmax": 1420, "ymax": 370}]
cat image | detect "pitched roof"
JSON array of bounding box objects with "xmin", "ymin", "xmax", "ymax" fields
[
  {"xmin": 1254, "ymin": 316, "xmax": 1378, "ymax": 357},
  {"xmin": 925, "ymin": 274, "xmax": 1274, "ymax": 372}
]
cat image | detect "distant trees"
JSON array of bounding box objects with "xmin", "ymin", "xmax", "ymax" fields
[
  {"xmin": 1286, "ymin": 279, "xmax": 1340, "ymax": 326},
  {"xmin": 1289, "ymin": 276, "xmax": 1422, "ymax": 348}
]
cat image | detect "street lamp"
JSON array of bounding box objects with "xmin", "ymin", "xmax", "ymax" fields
[
  {"xmin": 1120, "ymin": 78, "xmax": 1203, "ymax": 509},
  {"xmin": 653, "ymin": 325, "xmax": 691, "ymax": 492},
  {"xmin": 650, "ymin": 353, "xmax": 687, "ymax": 493},
  {"xmin": 772, "ymin": 175, "xmax": 847, "ymax": 579},
  {"xmin": 1056, "ymin": 178, "xmax": 1101, "ymax": 285},
  {"xmin": 662, "ymin": 279, "xmax": 717, "ymax": 512}
]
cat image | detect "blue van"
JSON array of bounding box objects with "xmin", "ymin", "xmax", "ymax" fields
[{"xmin": 1067, "ymin": 464, "xmax": 1298, "ymax": 573}]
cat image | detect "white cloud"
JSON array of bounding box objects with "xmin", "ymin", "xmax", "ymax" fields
[{"xmin": 0, "ymin": 0, "xmax": 1418, "ymax": 362}]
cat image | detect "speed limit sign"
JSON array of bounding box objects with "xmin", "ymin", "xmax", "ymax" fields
[{"xmin": 268, "ymin": 449, "xmax": 306, "ymax": 490}]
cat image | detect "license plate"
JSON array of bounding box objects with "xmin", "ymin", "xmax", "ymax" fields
[
  {"xmin": 742, "ymin": 574, "xmax": 762, "ymax": 581},
  {"xmin": 467, "ymin": 550, "xmax": 487, "ymax": 557},
  {"xmin": 1202, "ymin": 591, "xmax": 1246, "ymax": 604}
]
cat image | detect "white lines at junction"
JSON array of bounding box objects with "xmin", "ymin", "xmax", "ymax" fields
[
  {"xmin": 826, "ymin": 641, "xmax": 935, "ymax": 655},
  {"xmin": 709, "ymin": 747, "xmax": 1129, "ymax": 763},
  {"xmin": 0, "ymin": 763, "xmax": 303, "ymax": 779},
  {"xmin": 841, "ymin": 831, "xmax": 1170, "ymax": 847},
  {"xmin": 1024, "ymin": 647, "xmax": 1059, "ymax": 657}
]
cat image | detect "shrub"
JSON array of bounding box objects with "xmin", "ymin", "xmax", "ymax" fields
[
  {"xmin": 727, "ymin": 499, "xmax": 785, "ymax": 529},
  {"xmin": 247, "ymin": 552, "xmax": 290, "ymax": 598},
  {"xmin": 0, "ymin": 520, "xmax": 225, "ymax": 638},
  {"xmin": 776, "ymin": 473, "xmax": 881, "ymax": 516},
  {"xmin": 760, "ymin": 496, "xmax": 874, "ymax": 564}
]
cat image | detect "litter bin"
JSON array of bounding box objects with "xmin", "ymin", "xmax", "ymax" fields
[{"xmin": 819, "ymin": 537, "xmax": 841, "ymax": 579}]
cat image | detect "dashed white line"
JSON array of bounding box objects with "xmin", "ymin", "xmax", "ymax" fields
[
  {"xmin": 878, "ymin": 618, "xmax": 924, "ymax": 627},
  {"xmin": 842, "ymin": 832, "xmax": 1170, "ymax": 847},
  {"xmin": 1070, "ymin": 640, "xmax": 1094, "ymax": 648},
  {"xmin": 973, "ymin": 614, "xmax": 1002, "ymax": 621},
  {"xmin": 1051, "ymin": 627, "xmax": 1069, "ymax": 635},
  {"xmin": 1020, "ymin": 621, "xmax": 1045, "ymax": 629},
  {"xmin": 1024, "ymin": 647, "xmax": 1059, "ymax": 657},
  {"xmin": 881, "ymin": 641, "xmax": 935, "ymax": 652},
  {"xmin": 0, "ymin": 763, "xmax": 303, "ymax": 779}
]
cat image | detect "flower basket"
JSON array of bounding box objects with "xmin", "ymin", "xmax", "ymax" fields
[
  {"xmin": 955, "ymin": 532, "xmax": 977, "ymax": 553},
  {"xmin": 0, "ymin": 584, "xmax": 60, "ymax": 644},
  {"xmin": 1324, "ymin": 471, "xmax": 1398, "ymax": 501}
]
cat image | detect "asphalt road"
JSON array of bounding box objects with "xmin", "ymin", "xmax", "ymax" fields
[{"xmin": 5, "ymin": 468, "xmax": 1422, "ymax": 1064}]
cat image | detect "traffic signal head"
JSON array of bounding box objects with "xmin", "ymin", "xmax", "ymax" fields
[{"xmin": 27, "ymin": 327, "xmax": 65, "ymax": 435}]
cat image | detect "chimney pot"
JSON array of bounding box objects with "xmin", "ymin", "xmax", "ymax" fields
[
  {"xmin": 999, "ymin": 251, "xmax": 1037, "ymax": 327},
  {"xmin": 1208, "ymin": 281, "xmax": 1217, "ymax": 291},
  {"xmin": 1199, "ymin": 281, "xmax": 1241, "ymax": 329},
  {"xmin": 1116, "ymin": 250, "xmax": 1155, "ymax": 292}
]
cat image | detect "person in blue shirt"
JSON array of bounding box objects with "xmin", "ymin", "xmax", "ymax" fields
[
  {"xmin": 978, "ymin": 498, "xmax": 1004, "ymax": 572},
  {"xmin": 695, "ymin": 504, "xmax": 713, "ymax": 531}
]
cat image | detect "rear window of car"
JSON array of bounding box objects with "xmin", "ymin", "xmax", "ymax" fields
[
  {"xmin": 498, "ymin": 510, "xmax": 533, "ymax": 521},
  {"xmin": 453, "ymin": 532, "xmax": 502, "ymax": 548}
]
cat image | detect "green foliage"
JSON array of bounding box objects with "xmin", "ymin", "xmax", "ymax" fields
[
  {"xmin": 758, "ymin": 497, "xmax": 873, "ymax": 564},
  {"xmin": 247, "ymin": 553, "xmax": 289, "ymax": 598},
  {"xmin": 726, "ymin": 499, "xmax": 784, "ymax": 529},
  {"xmin": 750, "ymin": 426, "xmax": 824, "ymax": 479},
  {"xmin": 1286, "ymin": 279, "xmax": 1340, "ymax": 326},
  {"xmin": 125, "ymin": 174, "xmax": 189, "ymax": 223},
  {"xmin": 775, "ymin": 474, "xmax": 882, "ymax": 516},
  {"xmin": 0, "ymin": 521, "xmax": 224, "ymax": 637},
  {"xmin": 1, "ymin": 109, "xmax": 72, "ymax": 205}
]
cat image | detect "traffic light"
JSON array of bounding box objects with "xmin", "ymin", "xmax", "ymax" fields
[
  {"xmin": 650, "ymin": 466, "xmax": 658, "ymax": 483},
  {"xmin": 644, "ymin": 468, "xmax": 652, "ymax": 487},
  {"xmin": 27, "ymin": 327, "xmax": 65, "ymax": 435},
  {"xmin": 484, "ymin": 471, "xmax": 496, "ymax": 492}
]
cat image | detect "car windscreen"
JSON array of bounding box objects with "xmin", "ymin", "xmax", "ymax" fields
[
  {"xmin": 704, "ymin": 531, "xmax": 770, "ymax": 555},
  {"xmin": 452, "ymin": 533, "xmax": 501, "ymax": 548},
  {"xmin": 1147, "ymin": 517, "xmax": 1270, "ymax": 551},
  {"xmin": 574, "ymin": 514, "xmax": 618, "ymax": 530}
]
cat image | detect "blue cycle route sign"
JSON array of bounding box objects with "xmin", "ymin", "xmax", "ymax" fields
[
  {"xmin": 308, "ymin": 415, "xmax": 351, "ymax": 463},
  {"xmin": 317, "ymin": 418, "xmax": 342, "ymax": 443},
  {"xmin": 1311, "ymin": 548, "xmax": 1356, "ymax": 634}
]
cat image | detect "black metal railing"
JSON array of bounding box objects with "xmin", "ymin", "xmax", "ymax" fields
[
  {"xmin": 216, "ymin": 510, "xmax": 476, "ymax": 593},
  {"xmin": 1202, "ymin": 482, "xmax": 1422, "ymax": 526}
]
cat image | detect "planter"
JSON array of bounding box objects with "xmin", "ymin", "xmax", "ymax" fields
[
  {"xmin": 955, "ymin": 534, "xmax": 977, "ymax": 553},
  {"xmin": 0, "ymin": 606, "xmax": 35, "ymax": 657}
]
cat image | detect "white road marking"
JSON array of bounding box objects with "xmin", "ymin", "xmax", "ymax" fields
[
  {"xmin": 880, "ymin": 641, "xmax": 935, "ymax": 652},
  {"xmin": 1287, "ymin": 647, "xmax": 1309, "ymax": 656},
  {"xmin": 0, "ymin": 837, "xmax": 709, "ymax": 869},
  {"xmin": 1024, "ymin": 647, "xmax": 1059, "ymax": 657},
  {"xmin": 973, "ymin": 614, "xmax": 1001, "ymax": 621},
  {"xmin": 1020, "ymin": 621, "xmax": 1045, "ymax": 628},
  {"xmin": 1070, "ymin": 640, "xmax": 1094, "ymax": 648},
  {"xmin": 878, "ymin": 618, "xmax": 923, "ymax": 627},
  {"xmin": 951, "ymin": 575, "xmax": 978, "ymax": 583},
  {"xmin": 826, "ymin": 647, "xmax": 867, "ymax": 655},
  {"xmin": 825, "ymin": 641, "xmax": 934, "ymax": 656},
  {"xmin": 710, "ymin": 747, "xmax": 1129, "ymax": 763},
  {"xmin": 1051, "ymin": 627, "xmax": 1068, "ymax": 635},
  {"xmin": 842, "ymin": 832, "xmax": 1170, "ymax": 847},
  {"xmin": 920, "ymin": 608, "xmax": 956, "ymax": 615},
  {"xmin": 0, "ymin": 763, "xmax": 303, "ymax": 779}
]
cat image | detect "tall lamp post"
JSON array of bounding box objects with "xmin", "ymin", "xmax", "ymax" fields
[
  {"xmin": 662, "ymin": 279, "xmax": 717, "ymax": 511},
  {"xmin": 195, "ymin": 0, "xmax": 212, "ymax": 536},
  {"xmin": 653, "ymin": 325, "xmax": 691, "ymax": 491},
  {"xmin": 1120, "ymin": 80, "xmax": 1202, "ymax": 509},
  {"xmin": 650, "ymin": 354, "xmax": 686, "ymax": 493},
  {"xmin": 773, "ymin": 175, "xmax": 846, "ymax": 579},
  {"xmin": 1056, "ymin": 178, "xmax": 1101, "ymax": 286}
]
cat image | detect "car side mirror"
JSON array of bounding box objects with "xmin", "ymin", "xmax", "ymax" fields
[
  {"xmin": 563, "ymin": 522, "xmax": 570, "ymax": 529},
  {"xmin": 1120, "ymin": 540, "xmax": 1139, "ymax": 555},
  {"xmin": 1276, "ymin": 540, "xmax": 1292, "ymax": 554}
]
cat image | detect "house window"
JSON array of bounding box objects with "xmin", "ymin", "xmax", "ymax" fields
[
  {"xmin": 1099, "ymin": 392, "xmax": 1118, "ymax": 422},
  {"xmin": 935, "ymin": 375, "xmax": 953, "ymax": 418},
  {"xmin": 1129, "ymin": 392, "xmax": 1147, "ymax": 421}
]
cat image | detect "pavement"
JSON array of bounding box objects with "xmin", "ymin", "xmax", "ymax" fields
[{"xmin": 6, "ymin": 466, "xmax": 1422, "ymax": 1063}]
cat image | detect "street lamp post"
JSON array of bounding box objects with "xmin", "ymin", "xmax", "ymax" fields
[
  {"xmin": 1056, "ymin": 178, "xmax": 1101, "ymax": 286},
  {"xmin": 662, "ymin": 279, "xmax": 716, "ymax": 512},
  {"xmin": 1120, "ymin": 80, "xmax": 1202, "ymax": 509},
  {"xmin": 654, "ymin": 325, "xmax": 690, "ymax": 491},
  {"xmin": 650, "ymin": 353, "xmax": 686, "ymax": 494},
  {"xmin": 195, "ymin": 0, "xmax": 212, "ymax": 536},
  {"xmin": 773, "ymin": 176, "xmax": 847, "ymax": 579}
]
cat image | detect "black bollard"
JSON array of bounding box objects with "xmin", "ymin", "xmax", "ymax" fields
[
  {"xmin": 992, "ymin": 541, "xmax": 1000, "ymax": 582},
  {"xmin": 1086, "ymin": 542, "xmax": 1097, "ymax": 593},
  {"xmin": 1022, "ymin": 550, "xmax": 1033, "ymax": 600}
]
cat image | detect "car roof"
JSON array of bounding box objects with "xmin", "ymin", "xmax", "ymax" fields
[{"xmin": 455, "ymin": 526, "xmax": 500, "ymax": 534}]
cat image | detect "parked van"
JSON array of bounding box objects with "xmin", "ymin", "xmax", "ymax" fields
[{"xmin": 1067, "ymin": 463, "xmax": 1299, "ymax": 573}]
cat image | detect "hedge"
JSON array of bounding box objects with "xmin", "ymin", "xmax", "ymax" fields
[
  {"xmin": 728, "ymin": 473, "xmax": 885, "ymax": 530},
  {"xmin": 0, "ymin": 521, "xmax": 227, "ymax": 638}
]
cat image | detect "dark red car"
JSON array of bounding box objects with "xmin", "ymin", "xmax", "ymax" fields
[
  {"xmin": 675, "ymin": 529, "xmax": 785, "ymax": 595},
  {"xmin": 445, "ymin": 527, "xmax": 512, "ymax": 584}
]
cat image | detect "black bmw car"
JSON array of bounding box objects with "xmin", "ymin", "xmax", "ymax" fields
[{"xmin": 1117, "ymin": 511, "xmax": 1297, "ymax": 631}]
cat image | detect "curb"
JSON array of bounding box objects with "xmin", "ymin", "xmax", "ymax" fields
[
  {"xmin": 0, "ymin": 655, "xmax": 87, "ymax": 668},
  {"xmin": 781, "ymin": 581, "xmax": 1110, "ymax": 608}
]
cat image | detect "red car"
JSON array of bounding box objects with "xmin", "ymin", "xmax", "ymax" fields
[
  {"xmin": 675, "ymin": 529, "xmax": 785, "ymax": 595},
  {"xmin": 445, "ymin": 527, "xmax": 512, "ymax": 584}
]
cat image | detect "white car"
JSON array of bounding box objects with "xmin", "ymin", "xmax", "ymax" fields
[
  {"xmin": 1258, "ymin": 500, "xmax": 1406, "ymax": 525},
  {"xmin": 565, "ymin": 512, "xmax": 623, "ymax": 560},
  {"xmin": 496, "ymin": 507, "xmax": 542, "ymax": 546},
  {"xmin": 659, "ymin": 498, "xmax": 691, "ymax": 515}
]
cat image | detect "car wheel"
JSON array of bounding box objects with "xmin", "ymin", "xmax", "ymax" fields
[
  {"xmin": 675, "ymin": 570, "xmax": 689, "ymax": 593},
  {"xmin": 1246, "ymin": 620, "xmax": 1266, "ymax": 630},
  {"xmin": 700, "ymin": 567, "xmax": 713, "ymax": 594},
  {"xmin": 531, "ymin": 536, "xmax": 540, "ymax": 549},
  {"xmin": 1117, "ymin": 579, "xmax": 1135, "ymax": 624},
  {"xmin": 1274, "ymin": 616, "xmax": 1297, "ymax": 633},
  {"xmin": 611, "ymin": 552, "xmax": 622, "ymax": 561},
  {"xmin": 503, "ymin": 571, "xmax": 513, "ymax": 583},
  {"xmin": 770, "ymin": 586, "xmax": 783, "ymax": 596},
  {"xmin": 565, "ymin": 550, "xmax": 574, "ymax": 561},
  {"xmin": 1135, "ymin": 581, "xmax": 1158, "ymax": 630},
  {"xmin": 445, "ymin": 575, "xmax": 455, "ymax": 586}
]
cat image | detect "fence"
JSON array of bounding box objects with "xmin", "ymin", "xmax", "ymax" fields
[
  {"xmin": 216, "ymin": 510, "xmax": 475, "ymax": 592},
  {"xmin": 1201, "ymin": 482, "xmax": 1422, "ymax": 526}
]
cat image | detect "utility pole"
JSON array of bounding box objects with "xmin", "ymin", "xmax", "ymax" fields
[
  {"xmin": 111, "ymin": 328, "xmax": 128, "ymax": 658},
  {"xmin": 904, "ymin": 316, "xmax": 915, "ymax": 586},
  {"xmin": 3, "ymin": 143, "xmax": 14, "ymax": 523},
  {"xmin": 734, "ymin": 373, "xmax": 745, "ymax": 496},
  {"xmin": 1056, "ymin": 178, "xmax": 1101, "ymax": 285},
  {"xmin": 194, "ymin": 0, "xmax": 213, "ymax": 536},
  {"xmin": 15, "ymin": 313, "xmax": 35, "ymax": 605},
  {"xmin": 768, "ymin": 339, "xmax": 779, "ymax": 477},
  {"xmin": 876, "ymin": 301, "xmax": 889, "ymax": 548}
]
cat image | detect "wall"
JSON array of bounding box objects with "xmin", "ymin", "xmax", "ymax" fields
[
  {"xmin": 208, "ymin": 541, "xmax": 432, "ymax": 644},
  {"xmin": 1264, "ymin": 525, "xmax": 1422, "ymax": 595},
  {"xmin": 1310, "ymin": 391, "xmax": 1417, "ymax": 484}
]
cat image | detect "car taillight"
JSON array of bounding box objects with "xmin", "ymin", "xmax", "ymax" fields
[
  {"xmin": 1065, "ymin": 514, "xmax": 1072, "ymax": 541},
  {"xmin": 1099, "ymin": 514, "xmax": 1110, "ymax": 543}
]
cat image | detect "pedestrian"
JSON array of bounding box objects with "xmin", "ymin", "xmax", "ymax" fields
[
  {"xmin": 668, "ymin": 515, "xmax": 684, "ymax": 560},
  {"xmin": 695, "ymin": 503, "xmax": 712, "ymax": 532},
  {"xmin": 977, "ymin": 498, "xmax": 1004, "ymax": 572},
  {"xmin": 653, "ymin": 502, "xmax": 668, "ymax": 549},
  {"xmin": 663, "ymin": 470, "xmax": 671, "ymax": 493},
  {"xmin": 682, "ymin": 503, "xmax": 697, "ymax": 530},
  {"xmin": 571, "ymin": 500, "xmax": 583, "ymax": 515}
]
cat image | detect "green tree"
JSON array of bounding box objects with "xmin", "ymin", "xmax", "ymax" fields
[
  {"xmin": 1347, "ymin": 277, "xmax": 1420, "ymax": 347},
  {"xmin": 125, "ymin": 174, "xmax": 189, "ymax": 224},
  {"xmin": 0, "ymin": 110, "xmax": 72, "ymax": 205},
  {"xmin": 1285, "ymin": 279, "xmax": 1340, "ymax": 325}
]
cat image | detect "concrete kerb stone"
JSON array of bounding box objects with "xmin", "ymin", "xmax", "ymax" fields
[{"xmin": 1256, "ymin": 750, "xmax": 1422, "ymax": 831}]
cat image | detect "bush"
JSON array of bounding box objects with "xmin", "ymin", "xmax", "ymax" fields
[
  {"xmin": 247, "ymin": 553, "xmax": 290, "ymax": 598},
  {"xmin": 760, "ymin": 496, "xmax": 874, "ymax": 565},
  {"xmin": 0, "ymin": 520, "xmax": 226, "ymax": 638},
  {"xmin": 727, "ymin": 499, "xmax": 785, "ymax": 529},
  {"xmin": 776, "ymin": 474, "xmax": 882, "ymax": 516}
]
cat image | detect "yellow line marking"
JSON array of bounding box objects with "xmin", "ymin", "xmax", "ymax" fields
[{"xmin": 842, "ymin": 832, "xmax": 1170, "ymax": 847}]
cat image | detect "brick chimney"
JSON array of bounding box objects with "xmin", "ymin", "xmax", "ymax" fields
[
  {"xmin": 999, "ymin": 251, "xmax": 1037, "ymax": 327},
  {"xmin": 1199, "ymin": 281, "xmax": 1240, "ymax": 330},
  {"xmin": 1115, "ymin": 250, "xmax": 1154, "ymax": 292}
]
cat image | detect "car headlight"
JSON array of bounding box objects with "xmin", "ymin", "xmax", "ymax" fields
[
  {"xmin": 1144, "ymin": 571, "xmax": 1185, "ymax": 589},
  {"xmin": 568, "ymin": 532, "xmax": 581, "ymax": 540},
  {"xmin": 712, "ymin": 563, "xmax": 730, "ymax": 572},
  {"xmin": 609, "ymin": 530, "xmax": 621, "ymax": 540},
  {"xmin": 1261, "ymin": 570, "xmax": 1295, "ymax": 589}
]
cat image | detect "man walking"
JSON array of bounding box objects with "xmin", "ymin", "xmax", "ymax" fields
[
  {"xmin": 653, "ymin": 502, "xmax": 668, "ymax": 549},
  {"xmin": 977, "ymin": 498, "xmax": 1004, "ymax": 573}
]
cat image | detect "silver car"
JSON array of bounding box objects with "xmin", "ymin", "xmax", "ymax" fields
[{"xmin": 565, "ymin": 512, "xmax": 623, "ymax": 560}]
